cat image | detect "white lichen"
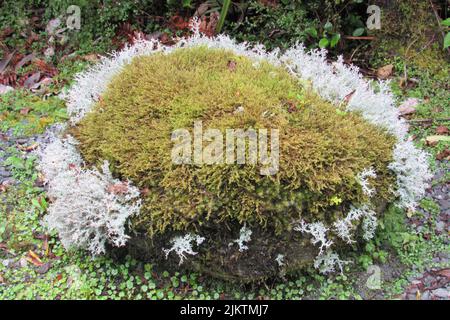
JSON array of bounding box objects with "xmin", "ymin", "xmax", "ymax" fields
[
  {"xmin": 229, "ymin": 225, "xmax": 252, "ymax": 252},
  {"xmin": 294, "ymin": 220, "xmax": 333, "ymax": 255},
  {"xmin": 37, "ymin": 137, "xmax": 141, "ymax": 255},
  {"xmin": 357, "ymin": 167, "xmax": 377, "ymax": 197},
  {"xmin": 163, "ymin": 234, "xmax": 205, "ymax": 265},
  {"xmin": 362, "ymin": 210, "xmax": 378, "ymax": 241},
  {"xmin": 388, "ymin": 139, "xmax": 432, "ymax": 211},
  {"xmin": 313, "ymin": 250, "xmax": 347, "ymax": 275},
  {"xmin": 275, "ymin": 254, "xmax": 285, "ymax": 267},
  {"xmin": 333, "ymin": 205, "xmax": 377, "ymax": 244}
]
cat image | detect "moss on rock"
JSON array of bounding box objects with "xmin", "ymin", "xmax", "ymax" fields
[{"xmin": 72, "ymin": 46, "xmax": 397, "ymax": 279}]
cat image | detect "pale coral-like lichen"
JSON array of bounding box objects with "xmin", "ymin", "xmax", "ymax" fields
[
  {"xmin": 37, "ymin": 137, "xmax": 141, "ymax": 255},
  {"xmin": 229, "ymin": 225, "xmax": 252, "ymax": 252},
  {"xmin": 294, "ymin": 220, "xmax": 333, "ymax": 255},
  {"xmin": 163, "ymin": 234, "xmax": 205, "ymax": 265},
  {"xmin": 357, "ymin": 167, "xmax": 377, "ymax": 197}
]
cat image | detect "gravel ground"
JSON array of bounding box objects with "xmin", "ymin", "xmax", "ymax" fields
[{"xmin": 401, "ymin": 163, "xmax": 449, "ymax": 300}]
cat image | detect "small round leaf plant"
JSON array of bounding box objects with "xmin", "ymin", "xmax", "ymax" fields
[{"xmin": 37, "ymin": 22, "xmax": 432, "ymax": 281}]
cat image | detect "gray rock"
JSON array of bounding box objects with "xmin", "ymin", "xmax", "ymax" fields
[
  {"xmin": 421, "ymin": 291, "xmax": 431, "ymax": 300},
  {"xmin": 0, "ymin": 84, "xmax": 13, "ymax": 95},
  {"xmin": 438, "ymin": 200, "xmax": 450, "ymax": 211},
  {"xmin": 432, "ymin": 288, "xmax": 449, "ymax": 299},
  {"xmin": 0, "ymin": 168, "xmax": 11, "ymax": 177},
  {"xmin": 435, "ymin": 221, "xmax": 446, "ymax": 233}
]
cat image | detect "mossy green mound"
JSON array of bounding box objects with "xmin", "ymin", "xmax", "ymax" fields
[{"xmin": 73, "ymin": 47, "xmax": 397, "ymax": 279}]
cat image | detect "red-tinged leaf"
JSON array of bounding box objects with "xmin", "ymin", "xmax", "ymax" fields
[
  {"xmin": 0, "ymin": 71, "xmax": 17, "ymax": 86},
  {"xmin": 436, "ymin": 148, "xmax": 450, "ymax": 161},
  {"xmin": 108, "ymin": 182, "xmax": 129, "ymax": 195},
  {"xmin": 435, "ymin": 269, "xmax": 450, "ymax": 279},
  {"xmin": 343, "ymin": 89, "xmax": 356, "ymax": 104},
  {"xmin": 54, "ymin": 274, "xmax": 63, "ymax": 282},
  {"xmin": 19, "ymin": 107, "xmax": 31, "ymax": 115},
  {"xmin": 436, "ymin": 126, "xmax": 449, "ymax": 135},
  {"xmin": 169, "ymin": 15, "xmax": 190, "ymax": 31},
  {"xmin": 33, "ymin": 59, "xmax": 57, "ymax": 76},
  {"xmin": 0, "ymin": 184, "xmax": 7, "ymax": 193},
  {"xmin": 140, "ymin": 187, "xmax": 150, "ymax": 196},
  {"xmin": 227, "ymin": 60, "xmax": 237, "ymax": 72},
  {"xmin": 0, "ymin": 27, "xmax": 14, "ymax": 40}
]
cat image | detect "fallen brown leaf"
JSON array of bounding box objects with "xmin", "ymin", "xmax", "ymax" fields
[
  {"xmin": 82, "ymin": 54, "xmax": 99, "ymax": 63},
  {"xmin": 426, "ymin": 135, "xmax": 450, "ymax": 146},
  {"xmin": 0, "ymin": 184, "xmax": 7, "ymax": 193},
  {"xmin": 36, "ymin": 262, "xmax": 52, "ymax": 274},
  {"xmin": 435, "ymin": 269, "xmax": 450, "ymax": 279},
  {"xmin": 399, "ymin": 106, "xmax": 416, "ymax": 116},
  {"xmin": 15, "ymin": 53, "xmax": 35, "ymax": 71},
  {"xmin": 436, "ymin": 126, "xmax": 449, "ymax": 135},
  {"xmin": 19, "ymin": 108, "xmax": 31, "ymax": 115},
  {"xmin": 376, "ymin": 64, "xmax": 393, "ymax": 80},
  {"xmin": 26, "ymin": 250, "xmax": 43, "ymax": 267},
  {"xmin": 436, "ymin": 149, "xmax": 450, "ymax": 161},
  {"xmin": 18, "ymin": 142, "xmax": 39, "ymax": 152}
]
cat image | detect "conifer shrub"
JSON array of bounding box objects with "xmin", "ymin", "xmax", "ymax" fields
[{"xmin": 37, "ymin": 27, "xmax": 432, "ymax": 281}]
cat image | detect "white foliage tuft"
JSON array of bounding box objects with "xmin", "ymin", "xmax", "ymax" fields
[
  {"xmin": 314, "ymin": 250, "xmax": 347, "ymax": 274},
  {"xmin": 362, "ymin": 210, "xmax": 378, "ymax": 241},
  {"xmin": 229, "ymin": 225, "xmax": 252, "ymax": 252},
  {"xmin": 388, "ymin": 139, "xmax": 433, "ymax": 211},
  {"xmin": 294, "ymin": 220, "xmax": 333, "ymax": 255},
  {"xmin": 333, "ymin": 205, "xmax": 377, "ymax": 244},
  {"xmin": 275, "ymin": 254, "xmax": 285, "ymax": 267},
  {"xmin": 163, "ymin": 234, "xmax": 205, "ymax": 265},
  {"xmin": 37, "ymin": 137, "xmax": 141, "ymax": 255},
  {"xmin": 357, "ymin": 167, "xmax": 377, "ymax": 197}
]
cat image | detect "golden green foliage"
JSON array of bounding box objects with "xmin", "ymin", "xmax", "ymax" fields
[{"xmin": 73, "ymin": 47, "xmax": 396, "ymax": 237}]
